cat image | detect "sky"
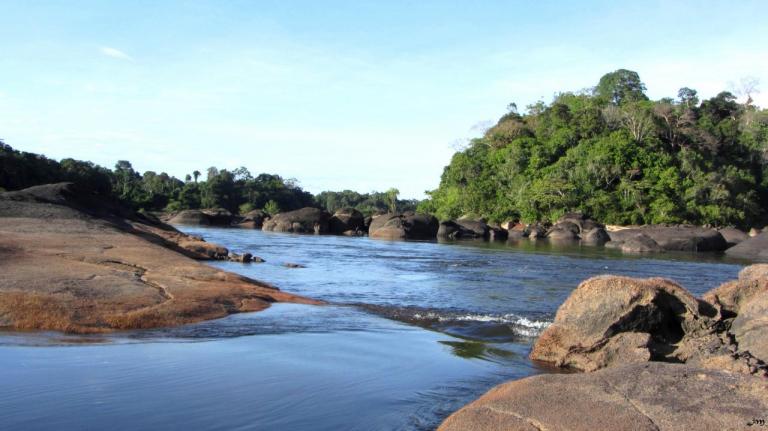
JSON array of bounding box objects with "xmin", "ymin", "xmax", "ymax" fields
[{"xmin": 1, "ymin": 1, "xmax": 767, "ymax": 198}]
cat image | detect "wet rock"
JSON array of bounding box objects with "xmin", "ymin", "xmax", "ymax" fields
[
  {"xmin": 283, "ymin": 262, "xmax": 306, "ymax": 268},
  {"xmin": 438, "ymin": 362, "xmax": 768, "ymax": 431},
  {"xmin": 262, "ymin": 207, "xmax": 331, "ymax": 234},
  {"xmin": 725, "ymin": 232, "xmax": 768, "ymax": 262},
  {"xmin": 228, "ymin": 252, "xmax": 253, "ymax": 263},
  {"xmin": 369, "ymin": 213, "xmax": 438, "ymax": 240}
]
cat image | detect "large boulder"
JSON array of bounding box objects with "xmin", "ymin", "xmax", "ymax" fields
[
  {"xmin": 487, "ymin": 223, "xmax": 509, "ymax": 241},
  {"xmin": 522, "ymin": 223, "xmax": 547, "ymax": 239},
  {"xmin": 704, "ymin": 265, "xmax": 768, "ymax": 364},
  {"xmin": 608, "ymin": 226, "xmax": 727, "ymax": 252},
  {"xmin": 546, "ymin": 226, "xmax": 579, "ymax": 242},
  {"xmin": 529, "ymin": 275, "xmax": 720, "ymax": 372},
  {"xmin": 261, "ymin": 207, "xmax": 331, "ymax": 234},
  {"xmin": 437, "ymin": 219, "xmax": 489, "ymax": 240},
  {"xmin": 555, "ymin": 212, "xmax": 603, "ymax": 233},
  {"xmin": 369, "ymin": 213, "xmax": 439, "ymax": 240},
  {"xmin": 328, "ymin": 208, "xmax": 365, "ymax": 235},
  {"xmin": 580, "ymin": 227, "xmax": 611, "ymax": 245},
  {"xmin": 605, "ymin": 233, "xmax": 663, "ymax": 253},
  {"xmin": 718, "ymin": 227, "xmax": 749, "ymax": 247},
  {"xmin": 438, "ymin": 362, "xmax": 768, "ymax": 431},
  {"xmin": 725, "ymin": 231, "xmax": 768, "ymax": 262},
  {"xmin": 168, "ymin": 210, "xmax": 211, "ymax": 226},
  {"xmin": 168, "ymin": 208, "xmax": 234, "ymax": 226},
  {"xmin": 531, "ymin": 269, "xmax": 768, "ymax": 376},
  {"xmin": 201, "ymin": 208, "xmax": 234, "ymax": 226},
  {"xmin": 235, "ymin": 209, "xmax": 268, "ymax": 229},
  {"xmin": 544, "ymin": 213, "xmax": 608, "ymax": 244}
]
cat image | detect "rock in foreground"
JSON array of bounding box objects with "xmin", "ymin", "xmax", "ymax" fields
[
  {"xmin": 0, "ymin": 183, "xmax": 320, "ymax": 333},
  {"xmin": 439, "ymin": 362, "xmax": 768, "ymax": 431},
  {"xmin": 529, "ymin": 271, "xmax": 766, "ymax": 375}
]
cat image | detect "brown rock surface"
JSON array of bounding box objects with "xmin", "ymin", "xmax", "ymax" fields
[
  {"xmin": 439, "ymin": 362, "xmax": 768, "ymax": 431},
  {"xmin": 261, "ymin": 207, "xmax": 331, "ymax": 234},
  {"xmin": 369, "ymin": 212, "xmax": 438, "ymax": 240},
  {"xmin": 703, "ymin": 264, "xmax": 768, "ymax": 364},
  {"xmin": 529, "ymin": 275, "xmax": 719, "ymax": 371},
  {"xmin": 0, "ymin": 183, "xmax": 320, "ymax": 333}
]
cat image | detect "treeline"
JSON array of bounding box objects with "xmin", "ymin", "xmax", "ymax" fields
[
  {"xmin": 316, "ymin": 189, "xmax": 420, "ymax": 215},
  {"xmin": 419, "ymin": 69, "xmax": 768, "ymax": 228},
  {"xmin": 0, "ymin": 142, "xmax": 416, "ymax": 216}
]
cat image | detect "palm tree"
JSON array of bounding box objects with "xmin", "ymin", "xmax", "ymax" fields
[
  {"xmin": 193, "ymin": 170, "xmax": 201, "ymax": 183},
  {"xmin": 385, "ymin": 188, "xmax": 399, "ymax": 213}
]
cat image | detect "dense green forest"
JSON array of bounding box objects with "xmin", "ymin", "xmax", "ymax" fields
[
  {"xmin": 419, "ymin": 70, "xmax": 768, "ymax": 228},
  {"xmin": 0, "ymin": 141, "xmax": 412, "ymax": 216}
]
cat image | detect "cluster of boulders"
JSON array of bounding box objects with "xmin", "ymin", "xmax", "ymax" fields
[
  {"xmin": 168, "ymin": 207, "xmax": 441, "ymax": 240},
  {"xmin": 167, "ymin": 207, "xmax": 768, "ymax": 261},
  {"xmin": 440, "ymin": 265, "xmax": 768, "ymax": 430}
]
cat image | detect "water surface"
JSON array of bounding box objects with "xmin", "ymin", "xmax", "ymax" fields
[{"xmin": 0, "ymin": 229, "xmax": 743, "ymax": 430}]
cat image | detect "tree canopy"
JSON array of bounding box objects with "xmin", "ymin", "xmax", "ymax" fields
[
  {"xmin": 419, "ymin": 70, "xmax": 768, "ymax": 228},
  {"xmin": 0, "ymin": 140, "xmax": 415, "ymax": 217}
]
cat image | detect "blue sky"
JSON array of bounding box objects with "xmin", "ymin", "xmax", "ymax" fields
[{"xmin": 1, "ymin": 1, "xmax": 766, "ymax": 198}]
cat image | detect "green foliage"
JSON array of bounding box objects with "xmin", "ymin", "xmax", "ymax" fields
[
  {"xmin": 239, "ymin": 202, "xmax": 256, "ymax": 214},
  {"xmin": 0, "ymin": 141, "xmax": 318, "ymax": 215},
  {"xmin": 263, "ymin": 200, "xmax": 280, "ymax": 215},
  {"xmin": 423, "ymin": 70, "xmax": 768, "ymax": 228},
  {"xmin": 316, "ymin": 189, "xmax": 420, "ymax": 216}
]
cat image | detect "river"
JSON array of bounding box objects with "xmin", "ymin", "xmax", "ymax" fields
[{"xmin": 0, "ymin": 228, "xmax": 744, "ymax": 430}]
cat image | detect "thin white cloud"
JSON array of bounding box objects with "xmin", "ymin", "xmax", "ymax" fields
[{"xmin": 100, "ymin": 46, "xmax": 133, "ymax": 61}]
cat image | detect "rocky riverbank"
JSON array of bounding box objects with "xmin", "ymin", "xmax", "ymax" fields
[
  {"xmin": 167, "ymin": 206, "xmax": 768, "ymax": 262},
  {"xmin": 0, "ymin": 183, "xmax": 320, "ymax": 334},
  {"xmin": 439, "ymin": 265, "xmax": 768, "ymax": 430}
]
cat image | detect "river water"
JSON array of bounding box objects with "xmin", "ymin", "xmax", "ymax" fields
[{"xmin": 0, "ymin": 229, "xmax": 744, "ymax": 430}]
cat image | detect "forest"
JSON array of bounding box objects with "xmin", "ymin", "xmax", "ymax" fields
[
  {"xmin": 0, "ymin": 142, "xmax": 414, "ymax": 216},
  {"xmin": 418, "ymin": 70, "xmax": 768, "ymax": 228}
]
